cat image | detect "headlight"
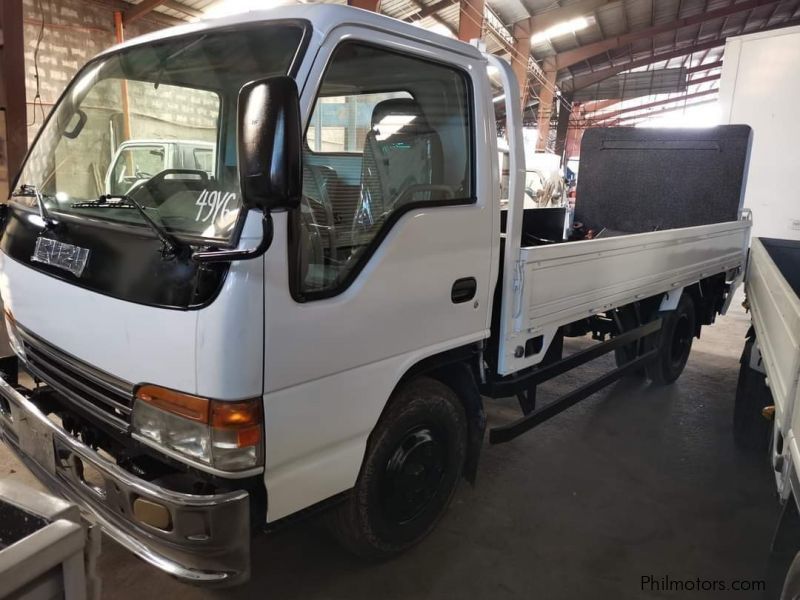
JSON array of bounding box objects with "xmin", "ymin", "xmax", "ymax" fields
[{"xmin": 132, "ymin": 384, "xmax": 263, "ymax": 472}]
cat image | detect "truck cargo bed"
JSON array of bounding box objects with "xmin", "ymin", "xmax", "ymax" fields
[
  {"xmin": 746, "ymin": 237, "xmax": 800, "ymax": 426},
  {"xmin": 496, "ymin": 124, "xmax": 753, "ymax": 376}
]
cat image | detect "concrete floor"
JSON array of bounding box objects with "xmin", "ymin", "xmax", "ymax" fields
[{"xmin": 0, "ymin": 297, "xmax": 785, "ymax": 599}]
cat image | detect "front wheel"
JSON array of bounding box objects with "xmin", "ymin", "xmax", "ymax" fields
[
  {"xmin": 647, "ymin": 293, "xmax": 696, "ymax": 386},
  {"xmin": 329, "ymin": 377, "xmax": 467, "ymax": 559}
]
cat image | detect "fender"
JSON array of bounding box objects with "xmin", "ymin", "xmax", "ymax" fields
[
  {"xmin": 395, "ymin": 345, "xmax": 486, "ymax": 484},
  {"xmin": 659, "ymin": 287, "xmax": 684, "ymax": 311}
]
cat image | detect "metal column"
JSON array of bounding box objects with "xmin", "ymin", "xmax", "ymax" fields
[
  {"xmin": 458, "ymin": 0, "xmax": 485, "ymax": 42},
  {"xmin": 0, "ymin": 0, "xmax": 28, "ymax": 191}
]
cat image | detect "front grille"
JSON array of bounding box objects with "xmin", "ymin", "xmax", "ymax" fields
[{"xmin": 16, "ymin": 325, "xmax": 134, "ymax": 431}]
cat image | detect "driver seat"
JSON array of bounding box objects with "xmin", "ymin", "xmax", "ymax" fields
[{"xmin": 353, "ymin": 98, "xmax": 444, "ymax": 239}]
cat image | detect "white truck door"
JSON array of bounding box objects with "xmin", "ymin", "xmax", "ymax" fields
[{"xmin": 259, "ymin": 29, "xmax": 499, "ymax": 521}]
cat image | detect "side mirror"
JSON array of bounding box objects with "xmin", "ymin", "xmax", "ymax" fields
[{"xmin": 237, "ymin": 76, "xmax": 302, "ymax": 212}]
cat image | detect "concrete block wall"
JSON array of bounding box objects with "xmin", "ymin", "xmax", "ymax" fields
[
  {"xmin": 22, "ymin": 0, "xmax": 163, "ymax": 143},
  {"xmin": 0, "ymin": 0, "xmax": 168, "ymax": 193}
]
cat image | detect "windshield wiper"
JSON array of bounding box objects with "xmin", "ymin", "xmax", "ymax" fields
[
  {"xmin": 82, "ymin": 194, "xmax": 184, "ymax": 258},
  {"xmin": 14, "ymin": 184, "xmax": 58, "ymax": 228}
]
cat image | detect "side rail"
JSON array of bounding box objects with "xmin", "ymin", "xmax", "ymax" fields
[{"xmin": 499, "ymin": 217, "xmax": 751, "ymax": 375}]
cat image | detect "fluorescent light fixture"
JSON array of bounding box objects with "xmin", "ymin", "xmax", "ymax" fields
[
  {"xmin": 204, "ymin": 0, "xmax": 292, "ymax": 18},
  {"xmin": 532, "ymin": 17, "xmax": 591, "ymax": 44}
]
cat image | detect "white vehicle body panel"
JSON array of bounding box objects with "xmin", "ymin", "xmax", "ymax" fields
[
  {"xmin": 0, "ymin": 253, "xmax": 198, "ymax": 393},
  {"xmin": 498, "ymin": 219, "xmax": 751, "ymax": 375},
  {"xmin": 0, "ymin": 212, "xmax": 265, "ymax": 400},
  {"xmin": 719, "ymin": 25, "xmax": 800, "ymax": 241},
  {"xmin": 746, "ymin": 238, "xmax": 800, "ymax": 433}
]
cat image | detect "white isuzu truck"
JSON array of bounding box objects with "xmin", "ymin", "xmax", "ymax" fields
[
  {"xmin": 722, "ymin": 24, "xmax": 800, "ymax": 599},
  {"xmin": 0, "ymin": 5, "xmax": 752, "ymax": 584}
]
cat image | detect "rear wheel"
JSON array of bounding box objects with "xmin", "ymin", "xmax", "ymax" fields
[
  {"xmin": 329, "ymin": 377, "xmax": 467, "ymax": 559},
  {"xmin": 647, "ymin": 294, "xmax": 696, "ymax": 386}
]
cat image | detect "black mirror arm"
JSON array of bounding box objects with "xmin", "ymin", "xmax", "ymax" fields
[{"xmin": 191, "ymin": 212, "xmax": 273, "ymax": 263}]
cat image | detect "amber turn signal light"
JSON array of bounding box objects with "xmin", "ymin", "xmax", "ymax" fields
[
  {"xmin": 136, "ymin": 385, "xmax": 209, "ymax": 423},
  {"xmin": 135, "ymin": 384, "xmax": 263, "ymax": 448}
]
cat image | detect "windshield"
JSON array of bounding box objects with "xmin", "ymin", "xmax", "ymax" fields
[{"xmin": 15, "ymin": 23, "xmax": 306, "ymax": 242}]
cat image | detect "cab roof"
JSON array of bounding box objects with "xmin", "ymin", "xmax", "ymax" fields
[{"xmin": 101, "ymin": 4, "xmax": 485, "ymax": 62}]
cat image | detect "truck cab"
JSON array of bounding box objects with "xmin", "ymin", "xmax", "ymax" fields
[
  {"xmin": 0, "ymin": 7, "xmax": 498, "ymax": 583},
  {"xmin": 106, "ymin": 139, "xmax": 215, "ymax": 196}
]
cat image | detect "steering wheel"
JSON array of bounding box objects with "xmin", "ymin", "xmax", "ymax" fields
[{"xmin": 135, "ymin": 168, "xmax": 210, "ymax": 206}]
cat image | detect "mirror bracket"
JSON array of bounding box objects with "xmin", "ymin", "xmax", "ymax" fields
[{"xmin": 191, "ymin": 212, "xmax": 273, "ymax": 263}]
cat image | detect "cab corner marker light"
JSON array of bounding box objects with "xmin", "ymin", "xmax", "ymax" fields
[
  {"xmin": 136, "ymin": 384, "xmax": 210, "ymax": 423},
  {"xmin": 211, "ymin": 398, "xmax": 263, "ymax": 447}
]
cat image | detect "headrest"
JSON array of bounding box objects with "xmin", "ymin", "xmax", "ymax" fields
[{"xmin": 371, "ymin": 98, "xmax": 424, "ymax": 128}]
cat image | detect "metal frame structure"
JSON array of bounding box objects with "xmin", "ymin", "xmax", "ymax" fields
[
  {"xmin": 6, "ymin": 0, "xmax": 800, "ymax": 173},
  {"xmin": 485, "ymin": 318, "xmax": 663, "ymax": 444}
]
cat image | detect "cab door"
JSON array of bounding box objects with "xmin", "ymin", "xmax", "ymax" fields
[{"xmin": 260, "ymin": 27, "xmax": 499, "ymax": 521}]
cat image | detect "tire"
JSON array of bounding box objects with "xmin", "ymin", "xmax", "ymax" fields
[
  {"xmin": 781, "ymin": 551, "xmax": 800, "ymax": 600},
  {"xmin": 733, "ymin": 336, "xmax": 772, "ymax": 451},
  {"xmin": 329, "ymin": 376, "xmax": 467, "ymax": 559},
  {"xmin": 646, "ymin": 294, "xmax": 696, "ymax": 386}
]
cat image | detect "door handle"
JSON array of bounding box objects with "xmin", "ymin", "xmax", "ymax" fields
[{"xmin": 451, "ymin": 277, "xmax": 477, "ymax": 304}]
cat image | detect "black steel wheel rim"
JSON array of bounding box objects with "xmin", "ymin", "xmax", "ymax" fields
[
  {"xmin": 381, "ymin": 426, "xmax": 447, "ymax": 525},
  {"xmin": 670, "ymin": 314, "xmax": 692, "ymax": 365}
]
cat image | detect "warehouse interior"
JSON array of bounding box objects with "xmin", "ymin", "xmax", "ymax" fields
[
  {"xmin": 4, "ymin": 0, "xmax": 800, "ymax": 184},
  {"xmin": 1, "ymin": 0, "xmax": 800, "ymax": 598}
]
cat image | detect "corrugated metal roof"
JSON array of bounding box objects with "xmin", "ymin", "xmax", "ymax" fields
[
  {"xmin": 115, "ymin": 0, "xmax": 800, "ymax": 125},
  {"xmin": 536, "ymin": 0, "xmax": 800, "ymax": 85}
]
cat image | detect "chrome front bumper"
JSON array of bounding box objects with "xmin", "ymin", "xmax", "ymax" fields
[{"xmin": 0, "ymin": 373, "xmax": 251, "ymax": 585}]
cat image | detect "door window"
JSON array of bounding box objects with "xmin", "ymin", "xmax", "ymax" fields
[{"xmin": 295, "ymin": 42, "xmax": 473, "ymax": 298}]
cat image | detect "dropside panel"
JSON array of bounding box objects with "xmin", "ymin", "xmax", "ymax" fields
[
  {"xmin": 500, "ymin": 219, "xmax": 750, "ymax": 374},
  {"xmin": 747, "ymin": 237, "xmax": 800, "ymax": 433}
]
